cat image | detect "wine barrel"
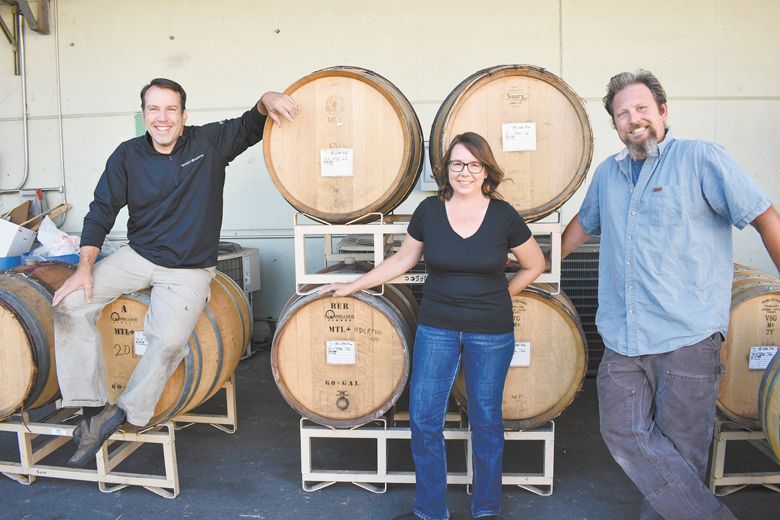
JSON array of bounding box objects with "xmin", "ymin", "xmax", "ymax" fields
[
  {"xmin": 263, "ymin": 66, "xmax": 424, "ymax": 223},
  {"xmin": 430, "ymin": 65, "xmax": 592, "ymax": 222},
  {"xmin": 452, "ymin": 284, "xmax": 587, "ymax": 430},
  {"xmin": 272, "ymin": 264, "xmax": 416, "ymax": 427},
  {"xmin": 95, "ymin": 272, "xmax": 249, "ymax": 425},
  {"xmin": 0, "ymin": 262, "xmax": 74, "ymax": 419},
  {"xmin": 758, "ymin": 351, "xmax": 780, "ymax": 461},
  {"xmin": 717, "ymin": 266, "xmax": 780, "ymax": 428}
]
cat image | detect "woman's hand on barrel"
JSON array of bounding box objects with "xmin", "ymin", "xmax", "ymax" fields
[{"xmin": 317, "ymin": 283, "xmax": 354, "ymax": 297}]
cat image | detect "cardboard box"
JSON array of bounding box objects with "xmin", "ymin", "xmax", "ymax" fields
[{"xmin": 0, "ymin": 201, "xmax": 37, "ymax": 257}]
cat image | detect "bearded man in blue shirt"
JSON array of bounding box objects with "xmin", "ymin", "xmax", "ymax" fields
[{"xmin": 561, "ymin": 70, "xmax": 780, "ymax": 519}]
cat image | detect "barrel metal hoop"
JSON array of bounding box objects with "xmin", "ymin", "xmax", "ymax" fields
[
  {"xmin": 213, "ymin": 276, "xmax": 248, "ymax": 350},
  {"xmin": 200, "ymin": 305, "xmax": 224, "ymax": 400},
  {"xmin": 0, "ymin": 288, "xmax": 50, "ymax": 406}
]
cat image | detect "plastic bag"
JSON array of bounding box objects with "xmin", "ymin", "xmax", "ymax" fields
[{"xmin": 29, "ymin": 216, "xmax": 80, "ymax": 257}]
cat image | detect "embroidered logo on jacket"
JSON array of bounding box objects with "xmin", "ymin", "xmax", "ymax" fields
[{"xmin": 181, "ymin": 154, "xmax": 205, "ymax": 167}]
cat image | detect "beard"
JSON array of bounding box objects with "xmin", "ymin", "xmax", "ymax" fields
[{"xmin": 626, "ymin": 123, "xmax": 659, "ymax": 161}]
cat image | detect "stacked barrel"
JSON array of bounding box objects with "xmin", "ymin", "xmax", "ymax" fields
[
  {"xmin": 0, "ymin": 261, "xmax": 250, "ymax": 424},
  {"xmin": 95, "ymin": 272, "xmax": 251, "ymax": 424},
  {"xmin": 717, "ymin": 264, "xmax": 780, "ymax": 460},
  {"xmin": 452, "ymin": 284, "xmax": 587, "ymax": 430},
  {"xmin": 0, "ymin": 262, "xmax": 74, "ymax": 419},
  {"xmin": 267, "ymin": 65, "xmax": 592, "ymax": 429},
  {"xmin": 429, "ymin": 65, "xmax": 593, "ymax": 222},
  {"xmin": 262, "ymin": 66, "xmax": 425, "ymax": 223}
]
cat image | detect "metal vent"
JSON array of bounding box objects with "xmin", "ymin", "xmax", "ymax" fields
[{"xmin": 560, "ymin": 238, "xmax": 602, "ymax": 376}]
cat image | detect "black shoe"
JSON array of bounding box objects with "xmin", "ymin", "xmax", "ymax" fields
[{"xmin": 67, "ymin": 404, "xmax": 126, "ymax": 467}]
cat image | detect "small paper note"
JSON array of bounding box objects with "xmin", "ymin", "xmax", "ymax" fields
[
  {"xmin": 502, "ymin": 122, "xmax": 536, "ymax": 152},
  {"xmin": 327, "ymin": 340, "xmax": 356, "ymax": 365},
  {"xmin": 321, "ymin": 148, "xmax": 354, "ymax": 177},
  {"xmin": 134, "ymin": 331, "xmax": 149, "ymax": 356},
  {"xmin": 748, "ymin": 346, "xmax": 777, "ymax": 370},
  {"xmin": 510, "ymin": 342, "xmax": 531, "ymax": 367}
]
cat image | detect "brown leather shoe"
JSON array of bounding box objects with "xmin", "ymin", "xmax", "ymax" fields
[
  {"xmin": 72, "ymin": 419, "xmax": 85, "ymax": 446},
  {"xmin": 67, "ymin": 404, "xmax": 126, "ymax": 467},
  {"xmin": 72, "ymin": 406, "xmax": 103, "ymax": 446}
]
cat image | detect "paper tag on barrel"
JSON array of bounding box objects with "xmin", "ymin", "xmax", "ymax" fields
[
  {"xmin": 510, "ymin": 341, "xmax": 531, "ymax": 367},
  {"xmin": 748, "ymin": 346, "xmax": 777, "ymax": 370},
  {"xmin": 134, "ymin": 331, "xmax": 149, "ymax": 356},
  {"xmin": 502, "ymin": 122, "xmax": 536, "ymax": 152},
  {"xmin": 320, "ymin": 148, "xmax": 354, "ymax": 177},
  {"xmin": 326, "ymin": 340, "xmax": 356, "ymax": 365}
]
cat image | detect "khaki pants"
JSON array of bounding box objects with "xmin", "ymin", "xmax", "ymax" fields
[{"xmin": 54, "ymin": 246, "xmax": 215, "ymax": 426}]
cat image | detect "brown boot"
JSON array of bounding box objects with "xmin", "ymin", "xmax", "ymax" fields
[
  {"xmin": 67, "ymin": 404, "xmax": 126, "ymax": 467},
  {"xmin": 72, "ymin": 406, "xmax": 103, "ymax": 446}
]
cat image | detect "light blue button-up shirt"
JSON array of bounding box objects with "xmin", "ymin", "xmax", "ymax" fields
[{"xmin": 578, "ymin": 131, "xmax": 771, "ymax": 356}]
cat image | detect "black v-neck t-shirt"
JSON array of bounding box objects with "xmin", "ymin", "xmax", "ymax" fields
[{"xmin": 407, "ymin": 196, "xmax": 532, "ymax": 333}]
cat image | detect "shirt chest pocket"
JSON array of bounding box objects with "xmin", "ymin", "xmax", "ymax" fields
[{"xmin": 646, "ymin": 185, "xmax": 687, "ymax": 226}]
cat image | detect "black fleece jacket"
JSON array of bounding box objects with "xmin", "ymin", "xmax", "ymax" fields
[{"xmin": 80, "ymin": 107, "xmax": 267, "ymax": 268}]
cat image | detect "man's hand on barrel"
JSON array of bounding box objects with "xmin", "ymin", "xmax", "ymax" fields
[
  {"xmin": 257, "ymin": 91, "xmax": 299, "ymax": 127},
  {"xmin": 52, "ymin": 270, "xmax": 94, "ymax": 306},
  {"xmin": 52, "ymin": 245, "xmax": 100, "ymax": 306}
]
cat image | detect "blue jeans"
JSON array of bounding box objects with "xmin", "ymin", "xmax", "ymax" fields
[
  {"xmin": 410, "ymin": 324, "xmax": 514, "ymax": 520},
  {"xmin": 597, "ymin": 334, "xmax": 736, "ymax": 520}
]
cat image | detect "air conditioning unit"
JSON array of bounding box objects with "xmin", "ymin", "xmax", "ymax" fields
[{"xmin": 217, "ymin": 247, "xmax": 261, "ymax": 295}]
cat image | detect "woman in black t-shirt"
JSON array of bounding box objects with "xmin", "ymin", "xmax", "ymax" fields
[{"xmin": 319, "ymin": 132, "xmax": 545, "ymax": 520}]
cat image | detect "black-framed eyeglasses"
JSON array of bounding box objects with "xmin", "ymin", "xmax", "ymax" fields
[{"xmin": 448, "ymin": 160, "xmax": 484, "ymax": 174}]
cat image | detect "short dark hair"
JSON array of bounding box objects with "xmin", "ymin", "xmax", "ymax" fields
[
  {"xmin": 436, "ymin": 132, "xmax": 504, "ymax": 201},
  {"xmin": 603, "ymin": 69, "xmax": 667, "ymax": 118},
  {"xmin": 140, "ymin": 78, "xmax": 187, "ymax": 110}
]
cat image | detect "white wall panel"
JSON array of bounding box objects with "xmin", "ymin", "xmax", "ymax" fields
[
  {"xmin": 562, "ymin": 0, "xmax": 719, "ymax": 98},
  {"xmin": 714, "ymin": 1, "xmax": 780, "ymax": 97}
]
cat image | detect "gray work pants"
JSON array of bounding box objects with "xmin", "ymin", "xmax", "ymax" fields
[
  {"xmin": 54, "ymin": 245, "xmax": 215, "ymax": 426},
  {"xmin": 597, "ymin": 335, "xmax": 737, "ymax": 520}
]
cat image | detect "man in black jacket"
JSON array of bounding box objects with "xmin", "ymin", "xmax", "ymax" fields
[{"xmin": 51, "ymin": 78, "xmax": 297, "ymax": 466}]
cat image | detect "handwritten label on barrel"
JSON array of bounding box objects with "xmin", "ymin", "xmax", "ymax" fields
[
  {"xmin": 134, "ymin": 331, "xmax": 149, "ymax": 356},
  {"xmin": 326, "ymin": 340, "xmax": 356, "ymax": 365},
  {"xmin": 320, "ymin": 148, "xmax": 354, "ymax": 177},
  {"xmin": 502, "ymin": 122, "xmax": 536, "ymax": 152},
  {"xmin": 748, "ymin": 346, "xmax": 777, "ymax": 370},
  {"xmin": 510, "ymin": 342, "xmax": 531, "ymax": 367}
]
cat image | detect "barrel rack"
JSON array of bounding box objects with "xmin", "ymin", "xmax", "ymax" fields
[
  {"xmin": 708, "ymin": 417, "xmax": 780, "ymax": 496},
  {"xmin": 300, "ymin": 414, "xmax": 555, "ymax": 496},
  {"xmin": 292, "ymin": 211, "xmax": 562, "ymax": 495},
  {"xmin": 0, "ymin": 376, "xmax": 238, "ymax": 498},
  {"xmin": 292, "ymin": 212, "xmax": 562, "ymax": 294}
]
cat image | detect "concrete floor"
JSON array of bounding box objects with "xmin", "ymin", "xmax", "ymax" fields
[{"xmin": 1, "ymin": 349, "xmax": 778, "ymax": 520}]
